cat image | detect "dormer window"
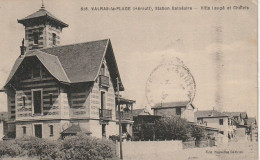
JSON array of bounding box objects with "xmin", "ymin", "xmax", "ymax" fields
[
  {"xmin": 33, "ymin": 32, "xmax": 39, "ymax": 45},
  {"xmin": 52, "ymin": 33, "xmax": 56, "ymax": 45}
]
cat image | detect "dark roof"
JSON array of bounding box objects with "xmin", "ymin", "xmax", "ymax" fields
[
  {"xmin": 152, "ymin": 101, "xmax": 190, "ymax": 109},
  {"xmin": 18, "ymin": 8, "xmax": 68, "ymax": 28},
  {"xmin": 4, "ymin": 39, "xmax": 124, "ymax": 91},
  {"xmin": 61, "ymin": 124, "xmax": 82, "ymax": 134},
  {"xmin": 132, "ymin": 108, "xmax": 150, "ymax": 117},
  {"xmin": 195, "ymin": 110, "xmax": 228, "ymax": 118}
]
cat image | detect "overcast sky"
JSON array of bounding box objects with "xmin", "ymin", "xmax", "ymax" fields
[{"xmin": 0, "ymin": 0, "xmax": 257, "ymax": 117}]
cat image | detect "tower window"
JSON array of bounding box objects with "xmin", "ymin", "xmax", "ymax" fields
[
  {"xmin": 33, "ymin": 32, "xmax": 39, "ymax": 44},
  {"xmin": 100, "ymin": 64, "xmax": 105, "ymax": 76},
  {"xmin": 52, "ymin": 33, "xmax": 56, "ymax": 45}
]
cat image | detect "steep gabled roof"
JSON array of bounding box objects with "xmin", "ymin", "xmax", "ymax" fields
[
  {"xmin": 4, "ymin": 39, "xmax": 124, "ymax": 91},
  {"xmin": 195, "ymin": 110, "xmax": 228, "ymax": 118},
  {"xmin": 18, "ymin": 8, "xmax": 68, "ymax": 28},
  {"xmin": 152, "ymin": 101, "xmax": 190, "ymax": 109},
  {"xmin": 245, "ymin": 117, "xmax": 257, "ymax": 125}
]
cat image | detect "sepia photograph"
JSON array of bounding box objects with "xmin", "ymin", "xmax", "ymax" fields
[{"xmin": 0, "ymin": 0, "xmax": 258, "ymax": 159}]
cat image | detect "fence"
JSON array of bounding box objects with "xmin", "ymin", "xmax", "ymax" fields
[{"xmin": 117, "ymin": 140, "xmax": 183, "ymax": 158}]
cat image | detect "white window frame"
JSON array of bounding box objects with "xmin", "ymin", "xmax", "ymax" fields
[
  {"xmin": 32, "ymin": 123, "xmax": 43, "ymax": 138},
  {"xmin": 31, "ymin": 89, "xmax": 43, "ymax": 115}
]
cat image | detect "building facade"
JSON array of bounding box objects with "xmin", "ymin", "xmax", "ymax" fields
[
  {"xmin": 152, "ymin": 101, "xmax": 195, "ymax": 122},
  {"xmin": 2, "ymin": 5, "xmax": 134, "ymax": 140}
]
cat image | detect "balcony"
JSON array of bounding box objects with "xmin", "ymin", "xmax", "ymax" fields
[
  {"xmin": 116, "ymin": 112, "xmax": 133, "ymax": 121},
  {"xmin": 99, "ymin": 109, "xmax": 112, "ymax": 120},
  {"xmin": 99, "ymin": 75, "xmax": 110, "ymax": 88}
]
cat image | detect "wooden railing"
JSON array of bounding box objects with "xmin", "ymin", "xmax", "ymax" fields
[
  {"xmin": 99, "ymin": 75, "xmax": 110, "ymax": 87},
  {"xmin": 116, "ymin": 112, "xmax": 133, "ymax": 121},
  {"xmin": 99, "ymin": 109, "xmax": 112, "ymax": 119}
]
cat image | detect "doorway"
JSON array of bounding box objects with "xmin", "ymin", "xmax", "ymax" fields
[{"xmin": 34, "ymin": 124, "xmax": 42, "ymax": 138}]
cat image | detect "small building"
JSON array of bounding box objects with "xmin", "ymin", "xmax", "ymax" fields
[
  {"xmin": 194, "ymin": 110, "xmax": 234, "ymax": 140},
  {"xmin": 132, "ymin": 108, "xmax": 160, "ymax": 141},
  {"xmin": 2, "ymin": 4, "xmax": 134, "ymax": 140},
  {"xmin": 151, "ymin": 101, "xmax": 195, "ymax": 122},
  {"xmin": 245, "ymin": 117, "xmax": 258, "ymax": 142}
]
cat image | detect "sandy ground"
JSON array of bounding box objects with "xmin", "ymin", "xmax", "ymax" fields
[{"xmin": 123, "ymin": 141, "xmax": 258, "ymax": 160}]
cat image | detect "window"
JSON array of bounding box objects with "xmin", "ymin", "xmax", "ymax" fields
[
  {"xmin": 219, "ymin": 119, "xmax": 224, "ymax": 125},
  {"xmin": 101, "ymin": 91, "xmax": 106, "ymax": 110},
  {"xmin": 33, "ymin": 32, "xmax": 39, "ymax": 44},
  {"xmin": 22, "ymin": 126, "xmax": 26, "ymax": 135},
  {"xmin": 22, "ymin": 96, "xmax": 26, "ymax": 106},
  {"xmin": 32, "ymin": 90, "xmax": 42, "ymax": 115},
  {"xmin": 49, "ymin": 94, "xmax": 53, "ymax": 105},
  {"xmin": 52, "ymin": 33, "xmax": 56, "ymax": 45},
  {"xmin": 176, "ymin": 107, "xmax": 181, "ymax": 115},
  {"xmin": 100, "ymin": 64, "xmax": 105, "ymax": 76},
  {"xmin": 50, "ymin": 125, "xmax": 53, "ymax": 136}
]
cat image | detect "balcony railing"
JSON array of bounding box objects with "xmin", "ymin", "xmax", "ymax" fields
[
  {"xmin": 99, "ymin": 109, "xmax": 112, "ymax": 120},
  {"xmin": 116, "ymin": 112, "xmax": 133, "ymax": 121},
  {"xmin": 99, "ymin": 75, "xmax": 110, "ymax": 88}
]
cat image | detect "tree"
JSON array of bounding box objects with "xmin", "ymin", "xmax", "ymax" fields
[{"xmin": 154, "ymin": 116, "xmax": 189, "ymax": 141}]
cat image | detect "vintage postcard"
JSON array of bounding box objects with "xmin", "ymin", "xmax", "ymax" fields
[{"xmin": 0, "ymin": 0, "xmax": 257, "ymax": 159}]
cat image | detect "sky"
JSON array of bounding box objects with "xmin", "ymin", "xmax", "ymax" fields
[{"xmin": 0, "ymin": 0, "xmax": 257, "ymax": 117}]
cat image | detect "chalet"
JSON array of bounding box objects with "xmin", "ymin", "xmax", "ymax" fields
[
  {"xmin": 194, "ymin": 110, "xmax": 235, "ymax": 140},
  {"xmin": 2, "ymin": 4, "xmax": 135, "ymax": 140},
  {"xmin": 151, "ymin": 101, "xmax": 195, "ymax": 122}
]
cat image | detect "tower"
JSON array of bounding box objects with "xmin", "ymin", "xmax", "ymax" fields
[{"xmin": 18, "ymin": 3, "xmax": 68, "ymax": 50}]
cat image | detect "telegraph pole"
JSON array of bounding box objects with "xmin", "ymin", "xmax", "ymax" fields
[{"xmin": 117, "ymin": 77, "xmax": 123, "ymax": 159}]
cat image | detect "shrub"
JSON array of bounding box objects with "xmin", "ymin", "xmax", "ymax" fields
[
  {"xmin": 0, "ymin": 140, "xmax": 24, "ymax": 157},
  {"xmin": 154, "ymin": 116, "xmax": 189, "ymax": 141},
  {"xmin": 0, "ymin": 135, "xmax": 117, "ymax": 160},
  {"xmin": 60, "ymin": 134, "xmax": 117, "ymax": 160}
]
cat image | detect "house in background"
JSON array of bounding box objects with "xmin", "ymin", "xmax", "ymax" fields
[
  {"xmin": 152, "ymin": 101, "xmax": 195, "ymax": 122},
  {"xmin": 194, "ymin": 110, "xmax": 235, "ymax": 141},
  {"xmin": 245, "ymin": 117, "xmax": 258, "ymax": 142},
  {"xmin": 1, "ymin": 4, "xmax": 134, "ymax": 140},
  {"xmin": 223, "ymin": 112, "xmax": 249, "ymax": 141}
]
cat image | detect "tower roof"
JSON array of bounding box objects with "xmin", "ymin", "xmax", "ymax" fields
[{"xmin": 17, "ymin": 7, "xmax": 68, "ymax": 28}]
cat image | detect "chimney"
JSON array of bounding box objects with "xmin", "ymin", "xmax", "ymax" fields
[{"xmin": 20, "ymin": 38, "xmax": 26, "ymax": 56}]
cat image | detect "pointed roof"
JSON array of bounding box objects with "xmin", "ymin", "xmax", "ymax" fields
[
  {"xmin": 4, "ymin": 39, "xmax": 124, "ymax": 91},
  {"xmin": 195, "ymin": 110, "xmax": 228, "ymax": 118},
  {"xmin": 60, "ymin": 124, "xmax": 82, "ymax": 134},
  {"xmin": 18, "ymin": 7, "xmax": 68, "ymax": 28}
]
